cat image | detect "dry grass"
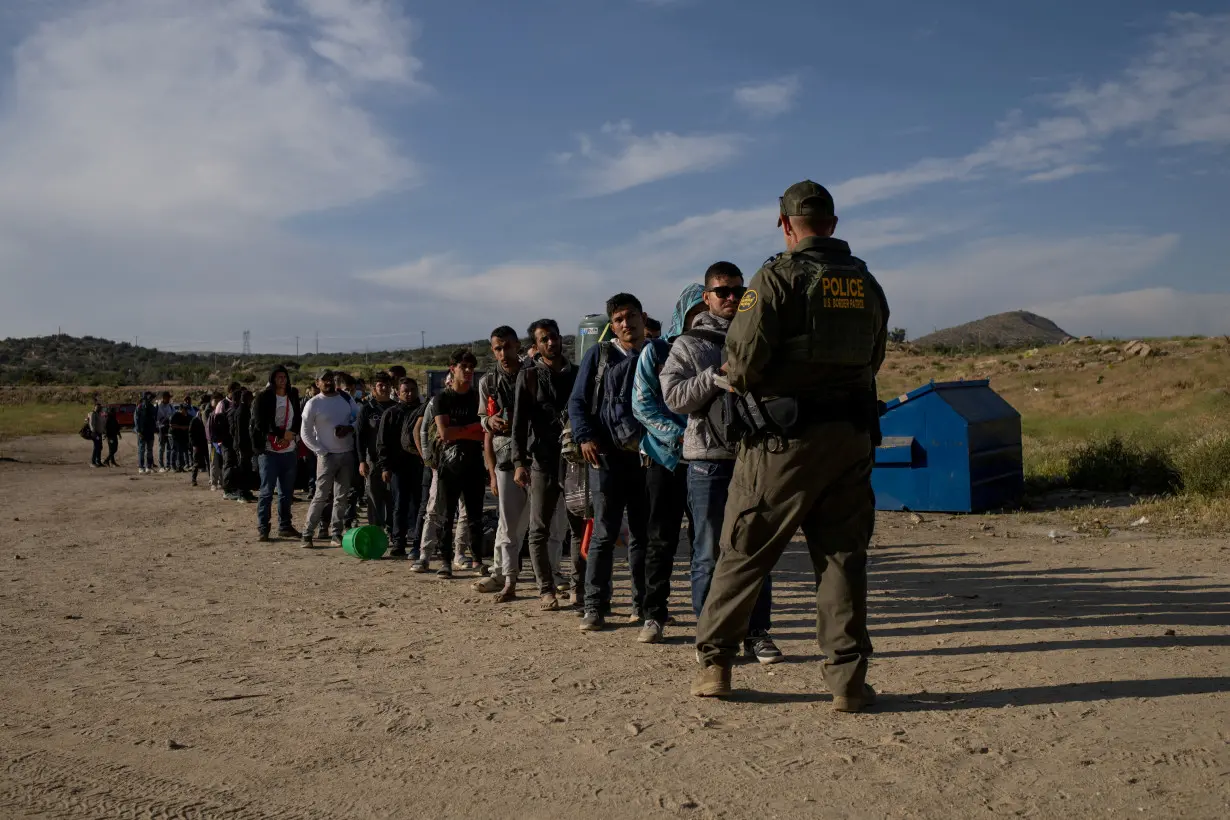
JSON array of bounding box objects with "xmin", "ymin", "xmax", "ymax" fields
[{"xmin": 0, "ymin": 404, "xmax": 89, "ymax": 444}]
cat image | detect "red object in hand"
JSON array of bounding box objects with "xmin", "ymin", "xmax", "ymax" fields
[
  {"xmin": 487, "ymin": 396, "xmax": 498, "ymax": 418},
  {"xmin": 580, "ymin": 518, "xmax": 594, "ymax": 560}
]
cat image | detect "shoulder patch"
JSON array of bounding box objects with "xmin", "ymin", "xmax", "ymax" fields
[{"xmin": 738, "ymin": 289, "xmax": 758, "ymax": 312}]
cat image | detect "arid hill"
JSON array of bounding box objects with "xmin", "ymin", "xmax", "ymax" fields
[{"xmin": 912, "ymin": 311, "xmax": 1072, "ymax": 351}]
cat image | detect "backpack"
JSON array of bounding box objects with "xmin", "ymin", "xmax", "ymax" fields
[
  {"xmin": 207, "ymin": 405, "xmax": 228, "ymax": 443},
  {"xmin": 417, "ymin": 400, "xmax": 443, "ymax": 469},
  {"xmin": 594, "ymin": 342, "xmax": 644, "ymax": 453}
]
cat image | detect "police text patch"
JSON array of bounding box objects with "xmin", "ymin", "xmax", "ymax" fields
[
  {"xmin": 738, "ymin": 289, "xmax": 758, "ymax": 312},
  {"xmin": 820, "ymin": 276, "xmax": 865, "ymax": 309}
]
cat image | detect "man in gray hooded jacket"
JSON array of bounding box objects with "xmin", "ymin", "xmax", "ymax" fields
[{"xmin": 661, "ymin": 261, "xmax": 782, "ymax": 665}]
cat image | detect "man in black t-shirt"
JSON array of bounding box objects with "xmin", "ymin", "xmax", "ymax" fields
[{"xmin": 424, "ymin": 349, "xmax": 488, "ymax": 579}]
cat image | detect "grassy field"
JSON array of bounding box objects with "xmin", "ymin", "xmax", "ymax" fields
[{"xmin": 0, "ymin": 404, "xmax": 90, "ymax": 444}]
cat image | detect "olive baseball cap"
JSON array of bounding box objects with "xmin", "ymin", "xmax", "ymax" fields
[
  {"xmin": 777, "ymin": 180, "xmax": 835, "ymax": 226},
  {"xmin": 316, "ymin": 368, "xmax": 335, "ymax": 380}
]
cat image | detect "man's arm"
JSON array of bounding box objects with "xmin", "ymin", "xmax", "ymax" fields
[
  {"xmin": 374, "ymin": 406, "xmax": 398, "ymax": 476},
  {"xmin": 566, "ymin": 344, "xmax": 600, "ymax": 445},
  {"xmin": 300, "ymin": 399, "xmax": 321, "ymax": 453},
  {"xmin": 632, "ymin": 343, "xmax": 685, "ymax": 444},
  {"xmin": 510, "ymin": 367, "xmax": 533, "ymax": 469},
  {"xmin": 725, "ymin": 265, "xmax": 785, "ymax": 395},
  {"xmin": 436, "ymin": 414, "xmax": 484, "ymax": 443},
  {"xmin": 661, "ymin": 337, "xmax": 720, "ymax": 415},
  {"xmin": 477, "ymin": 375, "xmax": 497, "ymax": 434}
]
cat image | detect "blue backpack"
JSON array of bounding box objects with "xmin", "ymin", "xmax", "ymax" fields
[{"xmin": 593, "ymin": 342, "xmax": 644, "ymax": 453}]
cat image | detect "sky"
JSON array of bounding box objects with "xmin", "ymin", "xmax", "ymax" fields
[{"xmin": 0, "ymin": 0, "xmax": 1227, "ymax": 353}]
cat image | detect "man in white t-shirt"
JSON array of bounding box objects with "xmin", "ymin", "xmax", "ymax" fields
[
  {"xmin": 253, "ymin": 365, "xmax": 302, "ymax": 542},
  {"xmin": 300, "ymin": 369, "xmax": 358, "ymax": 548}
]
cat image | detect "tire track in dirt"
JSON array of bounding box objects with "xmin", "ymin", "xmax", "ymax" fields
[{"xmin": 0, "ymin": 747, "xmax": 330, "ymax": 820}]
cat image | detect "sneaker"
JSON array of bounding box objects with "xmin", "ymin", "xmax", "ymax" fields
[
  {"xmin": 637, "ymin": 620, "xmax": 664, "ymax": 644},
  {"xmin": 329, "ymin": 536, "xmax": 343, "ymax": 548},
  {"xmin": 411, "ymin": 560, "xmax": 429, "ymax": 573},
  {"xmin": 578, "ymin": 612, "xmax": 606, "ymax": 632},
  {"xmin": 832, "ymin": 684, "xmax": 877, "ymax": 714},
  {"xmin": 628, "ymin": 607, "xmax": 644, "ymax": 625},
  {"xmin": 744, "ymin": 632, "xmax": 785, "ymax": 665},
  {"xmin": 301, "ymin": 536, "xmax": 314, "ymax": 549},
  {"xmin": 387, "ymin": 546, "xmax": 408, "ymax": 560},
  {"xmin": 240, "ymin": 493, "xmax": 257, "ymax": 504},
  {"xmin": 222, "ymin": 493, "xmax": 240, "ymax": 501},
  {"xmin": 277, "ymin": 526, "xmax": 302, "ymax": 539},
  {"xmin": 452, "ymin": 558, "xmax": 468, "ymax": 572},
  {"xmin": 257, "ymin": 532, "xmax": 270, "ymax": 543},
  {"xmin": 471, "ymin": 576, "xmax": 503, "ymax": 593},
  {"xmin": 690, "ymin": 664, "xmax": 732, "ymax": 698},
  {"xmin": 436, "ymin": 565, "xmax": 453, "ymax": 579},
  {"xmin": 317, "ymin": 528, "xmax": 329, "ymax": 540}
]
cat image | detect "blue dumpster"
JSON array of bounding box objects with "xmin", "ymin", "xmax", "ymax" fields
[{"xmin": 873, "ymin": 380, "xmax": 1023, "ymax": 513}]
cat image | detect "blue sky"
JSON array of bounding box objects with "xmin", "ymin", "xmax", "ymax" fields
[{"xmin": 0, "ymin": 0, "xmax": 1227, "ymax": 353}]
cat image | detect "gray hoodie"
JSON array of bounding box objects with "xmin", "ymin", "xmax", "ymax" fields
[{"xmin": 660, "ymin": 311, "xmax": 735, "ymax": 462}]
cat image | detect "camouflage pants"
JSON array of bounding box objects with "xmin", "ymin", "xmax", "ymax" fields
[{"xmin": 695, "ymin": 421, "xmax": 875, "ymax": 699}]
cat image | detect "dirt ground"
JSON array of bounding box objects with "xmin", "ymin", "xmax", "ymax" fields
[{"xmin": 0, "ymin": 435, "xmax": 1227, "ymax": 819}]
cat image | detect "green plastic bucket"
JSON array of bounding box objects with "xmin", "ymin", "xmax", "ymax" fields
[{"xmin": 341, "ymin": 526, "xmax": 388, "ymax": 560}]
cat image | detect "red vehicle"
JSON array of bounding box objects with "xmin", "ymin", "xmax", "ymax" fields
[{"xmin": 105, "ymin": 403, "xmax": 137, "ymax": 427}]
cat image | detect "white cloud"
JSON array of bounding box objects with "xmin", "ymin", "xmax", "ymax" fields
[
  {"xmin": 1030, "ymin": 288, "xmax": 1230, "ymax": 338},
  {"xmin": 0, "ymin": 0, "xmax": 418, "ymax": 236},
  {"xmin": 0, "ymin": 0, "xmax": 422, "ymax": 347},
  {"xmin": 875, "ymin": 233, "xmax": 1180, "ymax": 337},
  {"xmin": 559, "ymin": 121, "xmax": 744, "ymax": 196},
  {"xmin": 831, "ymin": 12, "xmax": 1230, "ymax": 209},
  {"xmin": 733, "ymin": 76, "xmax": 799, "ymax": 118}
]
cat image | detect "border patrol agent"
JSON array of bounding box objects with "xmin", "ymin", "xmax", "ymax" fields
[{"xmin": 690, "ymin": 181, "xmax": 889, "ymax": 712}]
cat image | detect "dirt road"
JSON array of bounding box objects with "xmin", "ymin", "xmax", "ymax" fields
[{"xmin": 1, "ymin": 435, "xmax": 1227, "ymax": 819}]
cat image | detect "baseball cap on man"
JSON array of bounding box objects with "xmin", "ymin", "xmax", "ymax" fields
[
  {"xmin": 777, "ymin": 180, "xmax": 835, "ymax": 226},
  {"xmin": 316, "ymin": 368, "xmax": 335, "ymax": 381}
]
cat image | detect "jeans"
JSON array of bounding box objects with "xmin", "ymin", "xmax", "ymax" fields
[
  {"xmin": 258, "ymin": 450, "xmax": 298, "ymax": 534},
  {"xmin": 389, "ymin": 461, "xmax": 424, "ymax": 553},
  {"xmin": 192, "ymin": 445, "xmax": 208, "ymax": 483},
  {"xmin": 437, "ymin": 461, "xmax": 486, "ymax": 566},
  {"xmin": 158, "ymin": 432, "xmax": 170, "ymax": 468},
  {"xmin": 172, "ymin": 436, "xmax": 190, "ymax": 471},
  {"xmin": 420, "ymin": 469, "xmax": 472, "ymax": 561},
  {"xmin": 643, "ymin": 461, "xmax": 688, "ymax": 624},
  {"xmin": 525, "ymin": 463, "xmax": 577, "ymax": 594},
  {"xmin": 493, "ymin": 468, "xmax": 528, "ymax": 581},
  {"xmin": 138, "ymin": 435, "xmax": 156, "ymax": 470},
  {"xmin": 688, "ymin": 459, "xmax": 772, "ymax": 632},
  {"xmin": 303, "ymin": 451, "xmax": 317, "ymax": 498},
  {"xmin": 90, "ymin": 436, "xmax": 103, "ymax": 465},
  {"xmin": 365, "ymin": 463, "xmax": 393, "ymax": 530},
  {"xmin": 209, "ymin": 444, "xmax": 224, "ymax": 487},
  {"xmin": 105, "ymin": 436, "xmax": 119, "ymax": 464},
  {"xmin": 303, "ymin": 450, "xmax": 356, "ymax": 538},
  {"xmin": 585, "ymin": 452, "xmax": 649, "ymax": 616}
]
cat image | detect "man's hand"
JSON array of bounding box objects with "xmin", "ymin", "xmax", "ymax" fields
[
  {"xmin": 381, "ymin": 471, "xmax": 391, "ymax": 484},
  {"xmin": 281, "ymin": 430, "xmax": 295, "ymax": 443},
  {"xmin": 359, "ymin": 462, "xmax": 368, "ymax": 478},
  {"xmin": 488, "ymin": 416, "xmax": 508, "ymax": 434},
  {"xmin": 490, "ymin": 472, "xmax": 500, "ymax": 497},
  {"xmin": 514, "ymin": 466, "xmax": 531, "ymax": 489},
  {"xmin": 580, "ymin": 440, "xmax": 601, "ymax": 468}
]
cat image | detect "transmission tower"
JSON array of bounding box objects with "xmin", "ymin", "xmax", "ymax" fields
[{"xmin": 242, "ymin": 330, "xmax": 251, "ymax": 356}]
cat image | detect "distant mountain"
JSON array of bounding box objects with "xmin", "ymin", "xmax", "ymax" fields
[
  {"xmin": 912, "ymin": 311, "xmax": 1072, "ymax": 351},
  {"xmin": 0, "ymin": 334, "xmax": 578, "ymax": 386}
]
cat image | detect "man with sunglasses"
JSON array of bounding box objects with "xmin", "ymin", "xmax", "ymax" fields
[
  {"xmin": 690, "ymin": 181, "xmax": 889, "ymax": 713},
  {"xmin": 662, "ymin": 262, "xmax": 783, "ymax": 664}
]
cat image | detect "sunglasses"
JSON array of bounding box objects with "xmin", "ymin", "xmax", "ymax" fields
[{"xmin": 706, "ymin": 285, "xmax": 747, "ymax": 300}]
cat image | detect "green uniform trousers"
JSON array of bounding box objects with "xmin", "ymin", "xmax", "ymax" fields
[{"xmin": 695, "ymin": 420, "xmax": 875, "ymax": 698}]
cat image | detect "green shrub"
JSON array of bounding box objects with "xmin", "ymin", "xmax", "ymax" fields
[
  {"xmin": 1175, "ymin": 433, "xmax": 1230, "ymax": 497},
  {"xmin": 1066, "ymin": 435, "xmax": 1182, "ymax": 495}
]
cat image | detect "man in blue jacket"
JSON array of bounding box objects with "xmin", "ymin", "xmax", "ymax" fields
[
  {"xmin": 631, "ymin": 284, "xmax": 705, "ymax": 643},
  {"xmin": 568, "ymin": 292, "xmax": 650, "ymax": 632},
  {"xmin": 134, "ymin": 392, "xmax": 158, "ymax": 474}
]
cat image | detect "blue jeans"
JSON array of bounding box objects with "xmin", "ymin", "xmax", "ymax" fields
[
  {"xmin": 138, "ymin": 436, "xmax": 155, "ymax": 469},
  {"xmin": 257, "ymin": 450, "xmax": 298, "ymax": 534},
  {"xmin": 90, "ymin": 436, "xmax": 103, "ymax": 465},
  {"xmin": 688, "ymin": 459, "xmax": 772, "ymax": 633},
  {"xmin": 585, "ymin": 452, "xmax": 649, "ymax": 615},
  {"xmin": 158, "ymin": 432, "xmax": 170, "ymax": 468}
]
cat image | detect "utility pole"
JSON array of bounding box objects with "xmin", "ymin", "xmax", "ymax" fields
[
  {"xmin": 420, "ymin": 330, "xmax": 425, "ymax": 350},
  {"xmin": 295, "ymin": 336, "xmax": 299, "ymax": 357},
  {"xmin": 242, "ymin": 330, "xmax": 251, "ymax": 356},
  {"xmin": 315, "ymin": 332, "xmax": 319, "ymax": 355}
]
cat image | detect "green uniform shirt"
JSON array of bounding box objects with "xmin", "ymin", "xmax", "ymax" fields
[{"xmin": 725, "ymin": 235, "xmax": 889, "ymax": 400}]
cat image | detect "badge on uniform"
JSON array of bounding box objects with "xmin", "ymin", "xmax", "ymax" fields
[{"xmin": 738, "ymin": 289, "xmax": 758, "ymax": 312}]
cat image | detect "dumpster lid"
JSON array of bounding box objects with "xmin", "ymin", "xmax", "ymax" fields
[{"xmin": 883, "ymin": 379, "xmax": 991, "ymax": 411}]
